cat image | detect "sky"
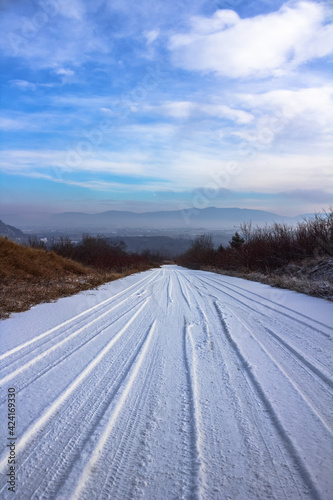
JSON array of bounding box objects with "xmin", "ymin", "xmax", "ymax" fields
[{"xmin": 0, "ymin": 0, "xmax": 332, "ymax": 217}]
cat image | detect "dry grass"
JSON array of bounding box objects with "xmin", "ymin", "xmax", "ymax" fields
[
  {"xmin": 0, "ymin": 237, "xmax": 89, "ymax": 280},
  {"xmin": 0, "ymin": 237, "xmax": 154, "ymax": 319}
]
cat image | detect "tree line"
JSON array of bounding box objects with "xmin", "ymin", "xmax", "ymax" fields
[
  {"xmin": 28, "ymin": 234, "xmax": 164, "ymax": 272},
  {"xmin": 177, "ymin": 210, "xmax": 333, "ymax": 272}
]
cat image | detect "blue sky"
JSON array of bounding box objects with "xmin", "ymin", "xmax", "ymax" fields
[{"xmin": 0, "ymin": 0, "xmax": 332, "ymax": 216}]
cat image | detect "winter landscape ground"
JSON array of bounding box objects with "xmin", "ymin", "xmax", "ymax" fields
[{"xmin": 0, "ymin": 265, "xmax": 332, "ymax": 499}]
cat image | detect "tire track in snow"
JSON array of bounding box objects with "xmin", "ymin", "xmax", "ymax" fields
[
  {"xmin": 200, "ymin": 300, "xmax": 293, "ymax": 498},
  {"xmin": 176, "ymin": 274, "xmax": 191, "ymax": 309},
  {"xmin": 167, "ymin": 275, "xmax": 173, "ymax": 307},
  {"xmin": 206, "ymin": 273, "xmax": 332, "ymax": 330},
  {"xmin": 98, "ymin": 329, "xmax": 161, "ymax": 500},
  {"xmin": 196, "ymin": 274, "xmax": 332, "ymax": 371},
  {"xmin": 181, "ymin": 273, "xmax": 206, "ymax": 298},
  {"xmin": 200, "ymin": 273, "xmax": 331, "ymax": 337},
  {"xmin": 261, "ymin": 324, "xmax": 333, "ymax": 389},
  {"xmin": 181, "ymin": 280, "xmax": 283, "ymax": 498},
  {"xmin": 195, "ymin": 272, "xmax": 333, "ymax": 376},
  {"xmin": 72, "ymin": 320, "xmax": 157, "ymax": 500},
  {"xmin": 187, "ymin": 283, "xmax": 212, "ymax": 347},
  {"xmin": 0, "ymin": 298, "xmax": 150, "ymax": 479},
  {"xmin": 213, "ymin": 301, "xmax": 323, "ymax": 500},
  {"xmin": 181, "ymin": 319, "xmax": 203, "ymax": 500},
  {"xmin": 31, "ymin": 320, "xmax": 160, "ymax": 500},
  {"xmin": 0, "ymin": 296, "xmax": 147, "ymax": 394},
  {"xmin": 0, "ymin": 269, "xmax": 159, "ymax": 365},
  {"xmin": 181, "ymin": 275, "xmax": 289, "ymax": 497},
  {"xmin": 223, "ymin": 304, "xmax": 333, "ymax": 433}
]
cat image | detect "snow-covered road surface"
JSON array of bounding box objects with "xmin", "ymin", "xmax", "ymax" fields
[{"xmin": 0, "ymin": 265, "xmax": 332, "ymax": 499}]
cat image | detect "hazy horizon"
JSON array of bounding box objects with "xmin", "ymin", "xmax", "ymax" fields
[
  {"xmin": 1, "ymin": 205, "xmax": 326, "ymax": 236},
  {"xmin": 0, "ymin": 205, "xmax": 324, "ymax": 218},
  {"xmin": 1, "ymin": 0, "xmax": 332, "ymax": 216}
]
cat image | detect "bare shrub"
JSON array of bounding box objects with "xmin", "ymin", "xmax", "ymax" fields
[
  {"xmin": 177, "ymin": 209, "xmax": 333, "ymax": 299},
  {"xmin": 28, "ymin": 236, "xmax": 47, "ymax": 250},
  {"xmin": 178, "ymin": 234, "xmax": 215, "ymax": 269},
  {"xmin": 50, "ymin": 235, "xmax": 156, "ymax": 272}
]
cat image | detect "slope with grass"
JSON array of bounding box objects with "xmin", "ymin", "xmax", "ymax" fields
[{"xmin": 0, "ymin": 237, "xmax": 154, "ymax": 319}]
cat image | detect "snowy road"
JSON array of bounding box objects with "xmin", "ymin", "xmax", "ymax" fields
[{"xmin": 0, "ymin": 265, "xmax": 332, "ymax": 499}]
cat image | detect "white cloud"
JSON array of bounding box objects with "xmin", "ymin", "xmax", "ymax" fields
[
  {"xmin": 146, "ymin": 100, "xmax": 254, "ymax": 124},
  {"xmin": 0, "ymin": 118, "xmax": 26, "ymax": 130},
  {"xmin": 169, "ymin": 1, "xmax": 333, "ymax": 78},
  {"xmin": 164, "ymin": 150, "xmax": 333, "ymax": 194},
  {"xmin": 189, "ymin": 9, "xmax": 239, "ymax": 35},
  {"xmin": 238, "ymin": 86, "xmax": 333, "ymax": 122},
  {"xmin": 0, "ymin": 111, "xmax": 78, "ymax": 133},
  {"xmin": 200, "ymin": 104, "xmax": 253, "ymax": 124},
  {"xmin": 157, "ymin": 101, "xmax": 193, "ymax": 118},
  {"xmin": 56, "ymin": 0, "xmax": 86, "ymax": 21},
  {"xmin": 10, "ymin": 79, "xmax": 37, "ymax": 91},
  {"xmin": 100, "ymin": 107, "xmax": 116, "ymax": 115},
  {"xmin": 0, "ymin": 146, "xmax": 332, "ymax": 198},
  {"xmin": 144, "ymin": 29, "xmax": 160, "ymax": 44},
  {"xmin": 0, "ymin": 149, "xmax": 154, "ymax": 178},
  {"xmin": 57, "ymin": 95, "xmax": 110, "ymax": 107},
  {"xmin": 234, "ymin": 153, "xmax": 333, "ymax": 192},
  {"xmin": 9, "ymin": 79, "xmax": 56, "ymax": 91},
  {"xmin": 233, "ymin": 86, "xmax": 333, "ymax": 149},
  {"xmin": 54, "ymin": 68, "xmax": 75, "ymax": 77},
  {"xmin": 0, "ymin": 0, "xmax": 109, "ymax": 68}
]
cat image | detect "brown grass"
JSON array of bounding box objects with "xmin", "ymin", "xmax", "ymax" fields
[{"xmin": 0, "ymin": 237, "xmax": 154, "ymax": 319}]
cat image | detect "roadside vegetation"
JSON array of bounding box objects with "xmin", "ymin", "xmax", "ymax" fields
[
  {"xmin": 177, "ymin": 210, "xmax": 333, "ymax": 300},
  {"xmin": 0, "ymin": 236, "xmax": 160, "ymax": 319}
]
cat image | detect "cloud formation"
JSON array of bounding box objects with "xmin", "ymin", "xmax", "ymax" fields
[
  {"xmin": 169, "ymin": 2, "xmax": 333, "ymax": 78},
  {"xmin": 144, "ymin": 101, "xmax": 254, "ymax": 124},
  {"xmin": 0, "ymin": 0, "xmax": 332, "ymax": 215}
]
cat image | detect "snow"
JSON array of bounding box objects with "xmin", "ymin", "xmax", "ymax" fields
[{"xmin": 0, "ymin": 265, "xmax": 332, "ymax": 499}]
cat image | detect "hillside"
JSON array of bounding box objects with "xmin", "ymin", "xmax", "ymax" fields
[
  {"xmin": 0, "ymin": 237, "xmax": 150, "ymax": 319},
  {"xmin": 0, "ymin": 220, "xmax": 26, "ymax": 242},
  {"xmin": 0, "ymin": 237, "xmax": 89, "ymax": 281}
]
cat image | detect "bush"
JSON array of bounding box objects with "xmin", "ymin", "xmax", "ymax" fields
[{"xmin": 178, "ymin": 234, "xmax": 215, "ymax": 268}]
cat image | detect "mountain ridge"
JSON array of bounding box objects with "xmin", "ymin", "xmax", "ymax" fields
[
  {"xmin": 0, "ymin": 207, "xmax": 316, "ymax": 231},
  {"xmin": 0, "ymin": 220, "xmax": 26, "ymax": 241}
]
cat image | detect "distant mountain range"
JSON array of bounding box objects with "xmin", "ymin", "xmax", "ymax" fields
[{"xmin": 0, "ymin": 207, "xmax": 314, "ymax": 232}]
